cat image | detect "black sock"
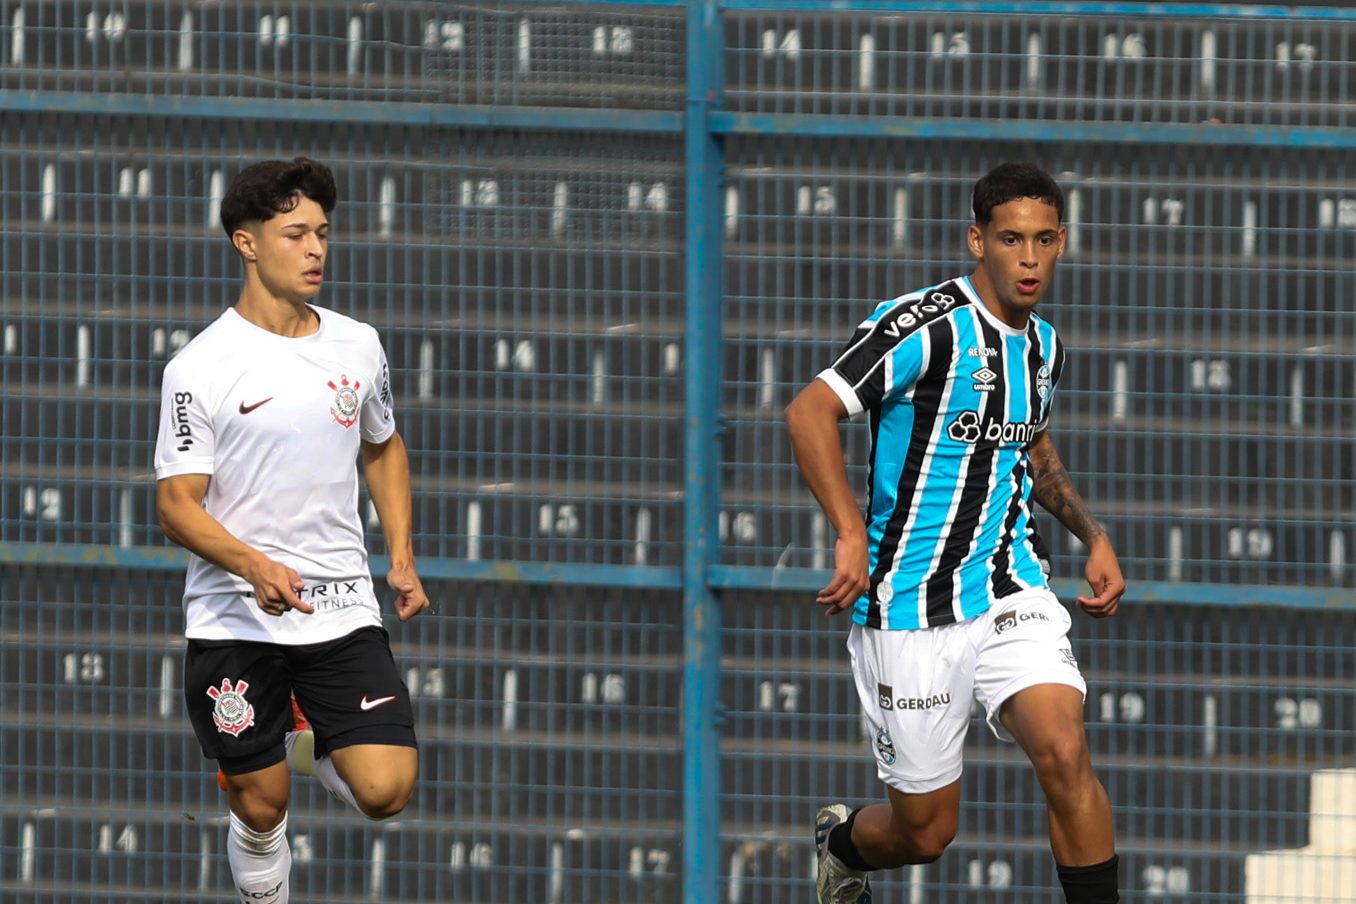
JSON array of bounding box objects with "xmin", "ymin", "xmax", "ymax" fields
[
  {"xmin": 826, "ymin": 808, "xmax": 876, "ymax": 872},
  {"xmin": 1057, "ymin": 854, "xmax": 1119, "ymax": 904}
]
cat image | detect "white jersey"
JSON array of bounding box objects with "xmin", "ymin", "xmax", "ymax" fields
[{"xmin": 154, "ymin": 305, "xmax": 396, "ymax": 645}]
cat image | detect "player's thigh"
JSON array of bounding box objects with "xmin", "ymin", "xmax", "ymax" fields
[
  {"xmin": 184, "ymin": 638, "xmax": 295, "ymax": 768},
  {"xmin": 287, "ymin": 626, "xmax": 417, "ymax": 758},
  {"xmin": 847, "ymin": 622, "xmax": 976, "ymax": 794},
  {"xmin": 972, "ymin": 588, "xmax": 1086, "ymax": 743},
  {"xmin": 998, "ymin": 683, "xmax": 1090, "ymax": 753},
  {"xmin": 329, "ymin": 743, "xmax": 419, "ymax": 791}
]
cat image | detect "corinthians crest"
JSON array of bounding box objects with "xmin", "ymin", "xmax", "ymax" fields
[
  {"xmin": 207, "ymin": 678, "xmax": 256, "ymax": 737},
  {"xmin": 328, "ymin": 374, "xmax": 361, "ymax": 428}
]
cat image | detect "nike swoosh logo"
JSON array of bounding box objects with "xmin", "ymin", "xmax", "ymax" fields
[
  {"xmin": 359, "ymin": 695, "xmax": 397, "ymax": 711},
  {"xmin": 238, "ymin": 397, "xmax": 274, "ymax": 415}
]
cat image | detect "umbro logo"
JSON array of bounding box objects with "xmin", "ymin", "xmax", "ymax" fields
[
  {"xmin": 972, "ymin": 368, "xmax": 997, "ymax": 391},
  {"xmin": 239, "ymin": 397, "xmax": 274, "ymax": 415},
  {"xmin": 359, "ymin": 695, "xmax": 397, "ymax": 711}
]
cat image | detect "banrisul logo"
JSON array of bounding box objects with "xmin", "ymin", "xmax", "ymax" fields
[{"xmin": 947, "ymin": 410, "xmax": 1039, "ymax": 445}]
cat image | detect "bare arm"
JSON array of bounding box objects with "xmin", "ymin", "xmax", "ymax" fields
[
  {"xmin": 1027, "ymin": 430, "xmax": 1125, "ymax": 617},
  {"xmin": 785, "ymin": 380, "xmax": 869, "ymax": 616},
  {"xmin": 361, "ymin": 431, "xmax": 431, "ymax": 621},
  {"xmin": 156, "ymin": 474, "xmax": 313, "ymax": 616}
]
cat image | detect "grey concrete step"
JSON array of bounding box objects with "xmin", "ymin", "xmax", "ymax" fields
[
  {"xmin": 12, "ymin": 628, "xmax": 1353, "ymax": 762},
  {"xmin": 723, "ymin": 10, "xmax": 1356, "ymax": 126},
  {"xmin": 0, "ymin": 711, "xmax": 1322, "ymax": 848},
  {"xmin": 3, "ymin": 1, "xmax": 687, "ymax": 109},
  {"xmin": 0, "ymin": 798, "xmax": 682, "ymax": 903},
  {"xmin": 0, "ymin": 795, "xmax": 1275, "ymax": 903}
]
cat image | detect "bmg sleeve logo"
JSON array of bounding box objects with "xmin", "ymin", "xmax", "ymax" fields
[{"xmin": 172, "ymin": 391, "xmax": 195, "ymax": 452}]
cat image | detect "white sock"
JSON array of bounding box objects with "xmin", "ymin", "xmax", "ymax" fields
[
  {"xmin": 227, "ymin": 811, "xmax": 290, "ymax": 904},
  {"xmin": 311, "ymin": 752, "xmax": 362, "ymax": 813}
]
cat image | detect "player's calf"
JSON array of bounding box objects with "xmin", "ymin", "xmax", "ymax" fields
[{"xmin": 828, "ymin": 802, "xmax": 955, "ymax": 871}]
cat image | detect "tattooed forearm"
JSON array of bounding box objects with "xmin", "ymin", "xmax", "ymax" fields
[{"xmin": 1027, "ymin": 433, "xmax": 1106, "ymax": 546}]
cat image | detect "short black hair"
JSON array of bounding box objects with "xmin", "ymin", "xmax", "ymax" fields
[
  {"xmin": 972, "ymin": 162, "xmax": 1064, "ymax": 226},
  {"xmin": 220, "ymin": 157, "xmax": 337, "ymax": 235}
]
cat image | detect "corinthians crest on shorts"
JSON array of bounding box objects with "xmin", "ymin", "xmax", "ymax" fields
[
  {"xmin": 207, "ymin": 678, "xmax": 256, "ymax": 737},
  {"xmin": 328, "ymin": 373, "xmax": 361, "ymax": 428}
]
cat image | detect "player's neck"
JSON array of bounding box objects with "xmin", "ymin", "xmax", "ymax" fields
[
  {"xmin": 968, "ymin": 270, "xmax": 1033, "ymax": 331},
  {"xmin": 234, "ymin": 285, "xmax": 320, "ymax": 338}
]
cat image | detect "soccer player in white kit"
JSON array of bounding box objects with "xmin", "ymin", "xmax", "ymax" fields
[
  {"xmin": 787, "ymin": 163, "xmax": 1125, "ymax": 904},
  {"xmin": 154, "ymin": 157, "xmax": 431, "ymax": 904}
]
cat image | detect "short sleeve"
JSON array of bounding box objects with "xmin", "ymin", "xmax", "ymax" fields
[
  {"xmin": 818, "ymin": 306, "xmax": 929, "ymax": 417},
  {"xmin": 154, "ymin": 359, "xmax": 216, "ymax": 479},
  {"xmin": 360, "ymin": 337, "xmax": 396, "ymax": 444}
]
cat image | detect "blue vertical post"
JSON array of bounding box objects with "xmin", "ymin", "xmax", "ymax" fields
[{"xmin": 683, "ymin": 1, "xmax": 724, "ymax": 902}]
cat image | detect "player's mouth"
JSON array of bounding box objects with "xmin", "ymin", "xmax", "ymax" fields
[
  {"xmin": 1016, "ymin": 278, "xmax": 1040, "ymax": 295},
  {"xmin": 303, "ymin": 268, "xmax": 324, "ymax": 285}
]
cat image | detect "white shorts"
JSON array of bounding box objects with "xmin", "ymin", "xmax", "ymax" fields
[{"xmin": 847, "ymin": 587, "xmax": 1086, "ymax": 794}]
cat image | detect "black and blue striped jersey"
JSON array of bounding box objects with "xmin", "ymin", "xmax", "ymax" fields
[{"xmin": 817, "ymin": 276, "xmax": 1066, "ymax": 630}]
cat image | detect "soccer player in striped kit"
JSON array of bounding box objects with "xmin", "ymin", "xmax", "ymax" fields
[
  {"xmin": 787, "ymin": 162, "xmax": 1125, "ymax": 904},
  {"xmin": 155, "ymin": 158, "xmax": 430, "ymax": 904}
]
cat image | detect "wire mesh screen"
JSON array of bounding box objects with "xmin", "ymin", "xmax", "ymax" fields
[
  {"xmin": 0, "ymin": 565, "xmax": 683, "ymax": 902},
  {"xmin": 721, "ymin": 137, "xmax": 1356, "ymax": 589},
  {"xmin": 4, "ymin": 1, "xmax": 1356, "ymax": 903},
  {"xmin": 723, "ymin": 9, "xmax": 1356, "ymax": 126},
  {"xmin": 719, "ymin": 591, "xmax": 1356, "ymax": 903},
  {"xmin": 0, "ymin": 112, "xmax": 686, "ymax": 565},
  {"xmin": 1, "ymin": 0, "xmax": 686, "ymax": 108}
]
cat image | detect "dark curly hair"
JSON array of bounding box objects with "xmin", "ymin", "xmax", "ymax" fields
[
  {"xmin": 972, "ymin": 162, "xmax": 1063, "ymax": 226},
  {"xmin": 220, "ymin": 157, "xmax": 337, "ymax": 235}
]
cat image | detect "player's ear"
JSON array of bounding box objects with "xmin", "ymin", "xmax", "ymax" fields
[
  {"xmin": 966, "ymin": 223, "xmax": 984, "ymax": 259},
  {"xmin": 1056, "ymin": 225, "xmax": 1068, "ymax": 258},
  {"xmin": 232, "ymin": 226, "xmax": 258, "ymax": 263}
]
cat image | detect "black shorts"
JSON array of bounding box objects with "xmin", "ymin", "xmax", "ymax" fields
[{"xmin": 184, "ymin": 626, "xmax": 416, "ymax": 774}]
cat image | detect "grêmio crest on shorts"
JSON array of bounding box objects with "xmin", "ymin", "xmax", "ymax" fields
[{"xmin": 816, "ymin": 276, "xmax": 1066, "ymax": 631}]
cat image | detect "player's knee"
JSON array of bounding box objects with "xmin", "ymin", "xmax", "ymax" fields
[
  {"xmin": 875, "ymin": 823, "xmax": 954, "ymax": 867},
  {"xmin": 232, "ymin": 798, "xmax": 288, "ymax": 834},
  {"xmin": 226, "ymin": 781, "xmax": 290, "ymax": 832},
  {"xmin": 904, "ymin": 824, "xmax": 955, "ymax": 864},
  {"xmin": 1029, "ymin": 731, "xmax": 1093, "ymax": 787},
  {"xmin": 353, "ymin": 777, "xmax": 415, "ymax": 820}
]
